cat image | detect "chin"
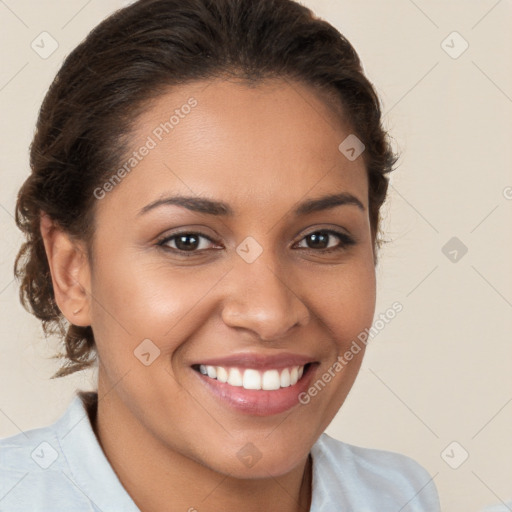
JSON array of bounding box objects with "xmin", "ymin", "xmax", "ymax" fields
[{"xmin": 198, "ymin": 433, "xmax": 313, "ymax": 480}]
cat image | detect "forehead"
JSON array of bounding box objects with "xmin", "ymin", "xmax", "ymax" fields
[{"xmin": 97, "ymin": 78, "xmax": 368, "ymax": 218}]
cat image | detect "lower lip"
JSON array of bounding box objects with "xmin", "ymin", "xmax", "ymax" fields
[{"xmin": 194, "ymin": 364, "xmax": 318, "ymax": 416}]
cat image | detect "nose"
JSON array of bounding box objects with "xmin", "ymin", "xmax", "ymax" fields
[{"xmin": 221, "ymin": 255, "xmax": 310, "ymax": 341}]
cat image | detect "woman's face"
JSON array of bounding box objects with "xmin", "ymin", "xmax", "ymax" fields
[{"xmin": 86, "ymin": 78, "xmax": 376, "ymax": 477}]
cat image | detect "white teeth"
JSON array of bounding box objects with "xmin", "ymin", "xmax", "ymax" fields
[
  {"xmin": 227, "ymin": 368, "xmax": 243, "ymax": 386},
  {"xmin": 198, "ymin": 364, "xmax": 307, "ymax": 390},
  {"xmin": 216, "ymin": 366, "xmax": 228, "ymax": 383},
  {"xmin": 280, "ymin": 368, "xmax": 291, "ymax": 387},
  {"xmin": 290, "ymin": 366, "xmax": 299, "ymax": 386},
  {"xmin": 262, "ymin": 370, "xmax": 281, "ymax": 391},
  {"xmin": 243, "ymin": 369, "xmax": 262, "ymax": 390}
]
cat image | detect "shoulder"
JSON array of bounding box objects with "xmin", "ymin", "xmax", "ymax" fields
[
  {"xmin": 310, "ymin": 433, "xmax": 441, "ymax": 512},
  {"xmin": 0, "ymin": 415, "xmax": 68, "ymax": 483},
  {"xmin": 316, "ymin": 432, "xmax": 433, "ymax": 482},
  {"xmin": 0, "ymin": 394, "xmax": 95, "ymax": 510}
]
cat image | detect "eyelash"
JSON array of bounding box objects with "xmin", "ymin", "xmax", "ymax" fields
[{"xmin": 156, "ymin": 229, "xmax": 356, "ymax": 257}]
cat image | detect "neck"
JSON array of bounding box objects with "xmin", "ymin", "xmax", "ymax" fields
[{"xmin": 89, "ymin": 386, "xmax": 312, "ymax": 512}]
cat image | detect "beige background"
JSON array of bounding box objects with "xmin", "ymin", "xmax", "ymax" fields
[{"xmin": 0, "ymin": 1, "xmax": 511, "ymax": 511}]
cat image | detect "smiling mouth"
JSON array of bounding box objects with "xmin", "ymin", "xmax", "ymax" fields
[{"xmin": 192, "ymin": 363, "xmax": 312, "ymax": 391}]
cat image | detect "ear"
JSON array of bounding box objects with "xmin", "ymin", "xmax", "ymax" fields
[{"xmin": 40, "ymin": 213, "xmax": 92, "ymax": 327}]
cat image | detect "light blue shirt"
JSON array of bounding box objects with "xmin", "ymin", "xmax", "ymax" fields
[{"xmin": 0, "ymin": 392, "xmax": 440, "ymax": 511}]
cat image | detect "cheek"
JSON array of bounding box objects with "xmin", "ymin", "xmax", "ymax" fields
[
  {"xmin": 304, "ymin": 255, "xmax": 377, "ymax": 351},
  {"xmin": 88, "ymin": 250, "xmax": 226, "ymax": 356},
  {"xmin": 291, "ymin": 257, "xmax": 376, "ymax": 432},
  {"xmin": 339, "ymin": 268, "xmax": 376, "ymax": 346}
]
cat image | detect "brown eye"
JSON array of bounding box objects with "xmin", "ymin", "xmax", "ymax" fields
[
  {"xmin": 157, "ymin": 232, "xmax": 218, "ymax": 253},
  {"xmin": 296, "ymin": 230, "xmax": 355, "ymax": 252}
]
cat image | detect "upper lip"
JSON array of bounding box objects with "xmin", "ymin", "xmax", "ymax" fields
[{"xmin": 193, "ymin": 352, "xmax": 316, "ymax": 370}]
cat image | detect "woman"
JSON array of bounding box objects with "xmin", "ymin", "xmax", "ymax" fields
[{"xmin": 0, "ymin": 0, "xmax": 441, "ymax": 510}]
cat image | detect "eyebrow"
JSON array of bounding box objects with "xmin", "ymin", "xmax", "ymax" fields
[{"xmin": 138, "ymin": 192, "xmax": 365, "ymax": 217}]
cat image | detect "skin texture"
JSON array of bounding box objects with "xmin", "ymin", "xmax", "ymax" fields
[{"xmin": 41, "ymin": 78, "xmax": 377, "ymax": 512}]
